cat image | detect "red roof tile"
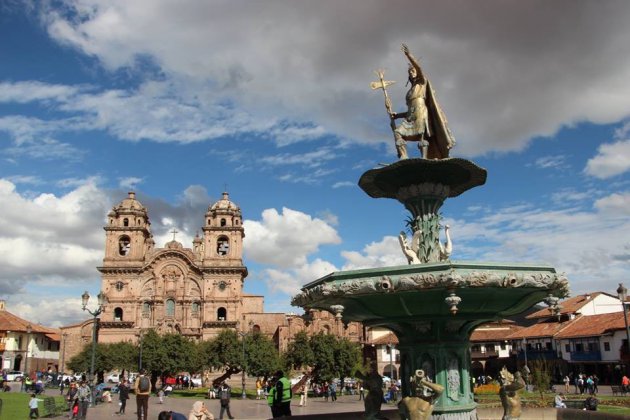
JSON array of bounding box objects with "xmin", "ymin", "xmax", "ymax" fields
[
  {"xmin": 471, "ymin": 321, "xmax": 524, "ymax": 342},
  {"xmin": 371, "ymin": 332, "xmax": 399, "ymax": 345},
  {"xmin": 0, "ymin": 308, "xmax": 59, "ymax": 336},
  {"xmin": 526, "ymin": 292, "xmax": 610, "ymax": 319},
  {"xmin": 506, "ymin": 320, "xmax": 574, "ymax": 339},
  {"xmin": 555, "ymin": 312, "xmax": 627, "ymax": 339}
]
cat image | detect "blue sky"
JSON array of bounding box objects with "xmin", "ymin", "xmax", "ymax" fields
[{"xmin": 1, "ymin": 1, "xmax": 629, "ymax": 327}]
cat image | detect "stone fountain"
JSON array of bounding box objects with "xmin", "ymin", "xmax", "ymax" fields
[{"xmin": 291, "ymin": 45, "xmax": 569, "ymax": 420}]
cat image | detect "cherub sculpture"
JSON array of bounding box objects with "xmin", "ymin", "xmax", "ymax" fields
[
  {"xmin": 398, "ymin": 369, "xmax": 444, "ymax": 420},
  {"xmin": 498, "ymin": 366, "xmax": 525, "ymax": 420}
]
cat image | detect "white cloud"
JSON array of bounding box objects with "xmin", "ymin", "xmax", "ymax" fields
[
  {"xmin": 584, "ymin": 140, "xmax": 630, "ymax": 179},
  {"xmin": 264, "ymin": 258, "xmax": 338, "ymax": 296},
  {"xmin": 594, "ymin": 192, "xmax": 630, "ymax": 216},
  {"xmin": 243, "ymin": 207, "xmax": 341, "ymax": 268},
  {"xmin": 531, "ymin": 155, "xmax": 569, "ymax": 170},
  {"xmin": 332, "ymin": 181, "xmax": 355, "ymax": 189},
  {"xmin": 0, "ymin": 178, "xmax": 110, "ymax": 292},
  {"xmin": 19, "ymin": 1, "xmax": 629, "ymax": 157},
  {"xmin": 341, "ymin": 236, "xmax": 407, "ymax": 270},
  {"xmin": 118, "ymin": 176, "xmax": 144, "ymax": 190}
]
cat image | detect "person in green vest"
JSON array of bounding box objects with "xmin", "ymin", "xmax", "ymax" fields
[{"xmin": 267, "ymin": 370, "xmax": 292, "ymax": 418}]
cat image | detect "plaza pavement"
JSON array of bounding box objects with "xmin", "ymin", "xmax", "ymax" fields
[
  {"xmin": 38, "ymin": 393, "xmax": 566, "ymax": 420},
  {"xmin": 5, "ymin": 383, "xmax": 621, "ymax": 420}
]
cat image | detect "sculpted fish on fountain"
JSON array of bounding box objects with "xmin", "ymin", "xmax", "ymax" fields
[{"xmin": 292, "ymin": 43, "xmax": 569, "ymax": 420}]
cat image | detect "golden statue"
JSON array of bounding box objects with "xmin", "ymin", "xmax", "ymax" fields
[
  {"xmin": 498, "ymin": 366, "xmax": 525, "ymax": 420},
  {"xmin": 372, "ymin": 44, "xmax": 455, "ymax": 160},
  {"xmin": 398, "ymin": 369, "xmax": 444, "ymax": 420}
]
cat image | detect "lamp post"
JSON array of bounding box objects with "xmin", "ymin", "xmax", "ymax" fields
[
  {"xmin": 136, "ymin": 328, "xmax": 145, "ymax": 372},
  {"xmin": 522, "ymin": 337, "xmax": 530, "ymax": 384},
  {"xmin": 61, "ymin": 333, "xmax": 68, "ymax": 374},
  {"xmin": 238, "ymin": 320, "xmax": 254, "ymax": 399},
  {"xmin": 388, "ymin": 339, "xmax": 395, "ymax": 382},
  {"xmin": 616, "ymin": 283, "xmax": 630, "ymax": 373},
  {"xmin": 23, "ymin": 324, "xmax": 32, "ymax": 392},
  {"xmin": 81, "ymin": 290, "xmax": 107, "ymax": 404}
]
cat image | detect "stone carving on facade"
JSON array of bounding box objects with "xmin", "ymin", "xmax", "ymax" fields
[
  {"xmin": 161, "ymin": 265, "xmax": 183, "ymax": 292},
  {"xmin": 446, "ymin": 356, "xmax": 460, "ymax": 401},
  {"xmin": 399, "ymin": 369, "xmax": 445, "ymax": 420}
]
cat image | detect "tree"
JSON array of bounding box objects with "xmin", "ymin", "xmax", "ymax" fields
[
  {"xmin": 198, "ymin": 329, "xmax": 243, "ymax": 386},
  {"xmin": 66, "ymin": 341, "xmax": 137, "ymax": 383},
  {"xmin": 246, "ymin": 331, "xmax": 282, "ymax": 380},
  {"xmin": 530, "ymin": 360, "xmax": 551, "ymax": 401},
  {"xmin": 284, "ymin": 331, "xmax": 362, "ymax": 387},
  {"xmin": 140, "ymin": 330, "xmax": 198, "ymax": 387}
]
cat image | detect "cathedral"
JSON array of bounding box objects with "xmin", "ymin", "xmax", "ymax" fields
[{"xmin": 60, "ymin": 191, "xmax": 364, "ymax": 364}]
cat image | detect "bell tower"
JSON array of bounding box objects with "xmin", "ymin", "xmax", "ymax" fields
[
  {"xmin": 103, "ymin": 192, "xmax": 153, "ymax": 262},
  {"xmin": 202, "ymin": 191, "xmax": 245, "ymax": 266}
]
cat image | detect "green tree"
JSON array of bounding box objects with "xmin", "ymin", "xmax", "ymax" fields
[
  {"xmin": 66, "ymin": 341, "xmax": 137, "ymax": 383},
  {"xmin": 246, "ymin": 331, "xmax": 282, "ymax": 380},
  {"xmin": 530, "ymin": 360, "xmax": 551, "ymax": 401},
  {"xmin": 284, "ymin": 332, "xmax": 361, "ymax": 386},
  {"xmin": 140, "ymin": 330, "xmax": 198, "ymax": 386},
  {"xmin": 198, "ymin": 329, "xmax": 243, "ymax": 386}
]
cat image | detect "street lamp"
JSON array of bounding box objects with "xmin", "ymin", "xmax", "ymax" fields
[
  {"xmin": 136, "ymin": 328, "xmax": 146, "ymax": 372},
  {"xmin": 388, "ymin": 339, "xmax": 395, "ymax": 382},
  {"xmin": 238, "ymin": 320, "xmax": 254, "ymax": 399},
  {"xmin": 81, "ymin": 290, "xmax": 107, "ymax": 404},
  {"xmin": 61, "ymin": 333, "xmax": 68, "ymax": 374},
  {"xmin": 522, "ymin": 338, "xmax": 530, "ymax": 382},
  {"xmin": 23, "ymin": 324, "xmax": 32, "ymax": 392},
  {"xmin": 616, "ymin": 283, "xmax": 630, "ymax": 372}
]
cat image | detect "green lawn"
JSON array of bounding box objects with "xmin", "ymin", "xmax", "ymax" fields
[{"xmin": 0, "ymin": 392, "xmax": 67, "ymax": 419}]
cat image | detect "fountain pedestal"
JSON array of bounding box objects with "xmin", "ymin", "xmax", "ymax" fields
[{"xmin": 293, "ymin": 158, "xmax": 568, "ymax": 419}]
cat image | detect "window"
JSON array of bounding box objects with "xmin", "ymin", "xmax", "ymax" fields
[
  {"xmin": 166, "ymin": 299, "xmax": 175, "ymax": 317},
  {"xmin": 123, "ymin": 218, "xmax": 129, "ymax": 227},
  {"xmin": 588, "ymin": 342, "xmax": 597, "ymax": 352},
  {"xmin": 142, "ymin": 302, "xmax": 151, "ymax": 314},
  {"xmin": 217, "ymin": 307, "xmax": 227, "ymax": 321},
  {"xmin": 220, "ymin": 218, "xmax": 227, "ymax": 227},
  {"xmin": 114, "ymin": 307, "xmax": 123, "ymax": 321},
  {"xmin": 500, "ymin": 342, "xmax": 506, "ymax": 350},
  {"xmin": 604, "ymin": 342, "xmax": 611, "ymax": 351},
  {"xmin": 565, "ymin": 344, "xmax": 570, "ymax": 352},
  {"xmin": 115, "ymin": 281, "xmax": 124, "ymax": 291},
  {"xmin": 575, "ymin": 343, "xmax": 583, "ymax": 352},
  {"xmin": 118, "ymin": 235, "xmax": 131, "ymax": 256},
  {"xmin": 217, "ymin": 237, "xmax": 229, "ymax": 256},
  {"xmin": 192, "ymin": 302, "xmax": 200, "ymax": 314},
  {"xmin": 545, "ymin": 342, "xmax": 552, "ymax": 350}
]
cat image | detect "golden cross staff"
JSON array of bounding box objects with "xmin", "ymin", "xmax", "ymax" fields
[{"xmin": 370, "ymin": 69, "xmax": 396, "ymax": 132}]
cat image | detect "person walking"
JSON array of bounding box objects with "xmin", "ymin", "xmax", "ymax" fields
[
  {"xmin": 267, "ymin": 370, "xmax": 292, "ymax": 418},
  {"xmin": 134, "ymin": 370, "xmax": 152, "ymax": 420},
  {"xmin": 563, "ymin": 375, "xmax": 570, "ymax": 394},
  {"xmin": 256, "ymin": 378, "xmax": 263, "ymax": 400},
  {"xmin": 76, "ymin": 381, "xmax": 91, "ymax": 420},
  {"xmin": 118, "ymin": 379, "xmax": 130, "ymax": 414},
  {"xmin": 28, "ymin": 393, "xmax": 43, "ymax": 419},
  {"xmin": 329, "ymin": 380, "xmax": 337, "ymax": 402},
  {"xmin": 218, "ymin": 382, "xmax": 235, "ymax": 419},
  {"xmin": 298, "ymin": 384, "xmax": 307, "ymax": 407}
]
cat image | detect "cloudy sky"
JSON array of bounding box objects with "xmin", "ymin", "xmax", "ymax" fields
[{"xmin": 1, "ymin": 1, "xmax": 629, "ymax": 327}]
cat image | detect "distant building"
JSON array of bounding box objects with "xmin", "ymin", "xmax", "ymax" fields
[
  {"xmin": 60, "ymin": 191, "xmax": 363, "ymax": 367},
  {"xmin": 0, "ymin": 300, "xmax": 60, "ymax": 374},
  {"xmin": 469, "ymin": 320, "xmax": 523, "ymax": 379}
]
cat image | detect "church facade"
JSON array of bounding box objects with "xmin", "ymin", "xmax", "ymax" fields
[{"xmin": 60, "ymin": 191, "xmax": 363, "ymax": 365}]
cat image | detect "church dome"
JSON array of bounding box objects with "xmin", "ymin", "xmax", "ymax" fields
[
  {"xmin": 112, "ymin": 192, "xmax": 147, "ymax": 213},
  {"xmin": 208, "ymin": 192, "xmax": 240, "ymax": 214}
]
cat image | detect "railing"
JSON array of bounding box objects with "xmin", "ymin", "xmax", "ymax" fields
[
  {"xmin": 570, "ymin": 351, "xmax": 601, "ymax": 362},
  {"xmin": 516, "ymin": 349, "xmax": 559, "ymax": 360},
  {"xmin": 471, "ymin": 349, "xmax": 499, "ymax": 358}
]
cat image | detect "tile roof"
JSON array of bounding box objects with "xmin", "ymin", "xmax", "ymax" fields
[
  {"xmin": 555, "ymin": 312, "xmax": 627, "ymax": 339},
  {"xmin": 506, "ymin": 319, "xmax": 574, "ymax": 340},
  {"xmin": 526, "ymin": 292, "xmax": 608, "ymax": 319},
  {"xmin": 0, "ymin": 307, "xmax": 60, "ymax": 336},
  {"xmin": 371, "ymin": 332, "xmax": 399, "ymax": 346},
  {"xmin": 471, "ymin": 321, "xmax": 523, "ymax": 342}
]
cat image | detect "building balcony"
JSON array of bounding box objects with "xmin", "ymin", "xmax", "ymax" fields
[
  {"xmin": 570, "ymin": 351, "xmax": 602, "ymax": 362},
  {"xmin": 471, "ymin": 349, "xmax": 499, "ymax": 359},
  {"xmin": 516, "ymin": 349, "xmax": 559, "ymax": 361}
]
